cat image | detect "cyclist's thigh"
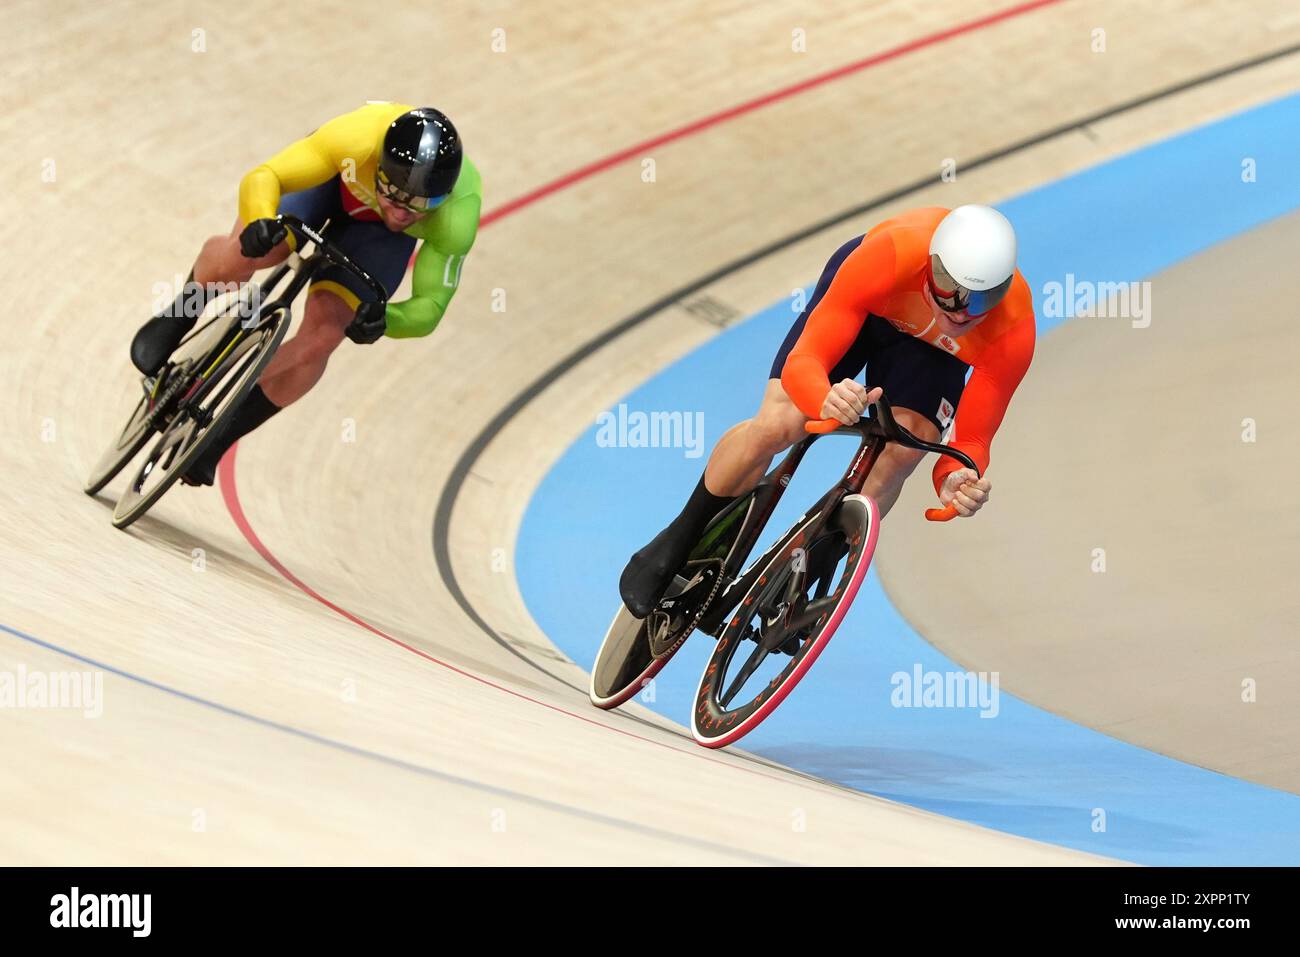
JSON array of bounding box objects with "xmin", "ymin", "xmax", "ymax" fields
[
  {"xmin": 299, "ymin": 286, "xmax": 355, "ymax": 342},
  {"xmin": 862, "ymin": 316, "xmax": 969, "ymax": 435},
  {"xmin": 754, "ymin": 378, "xmax": 810, "ymax": 445}
]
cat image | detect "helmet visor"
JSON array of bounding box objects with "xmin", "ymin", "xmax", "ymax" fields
[
  {"xmin": 929, "ymin": 255, "xmax": 1012, "ymax": 317},
  {"xmin": 376, "ymin": 168, "xmax": 449, "ymax": 212}
]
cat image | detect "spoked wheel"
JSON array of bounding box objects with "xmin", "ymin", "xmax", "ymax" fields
[
  {"xmin": 691, "ymin": 493, "xmax": 880, "ymax": 748},
  {"xmin": 84, "ymin": 286, "xmax": 270, "ymax": 499},
  {"xmin": 83, "ymin": 377, "xmax": 161, "ymax": 497},
  {"xmin": 110, "ymin": 308, "xmax": 290, "ymax": 529},
  {"xmin": 589, "ymin": 559, "xmax": 722, "ymax": 710}
]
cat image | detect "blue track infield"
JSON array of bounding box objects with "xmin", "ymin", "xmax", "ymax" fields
[{"xmin": 517, "ymin": 92, "xmax": 1300, "ymax": 865}]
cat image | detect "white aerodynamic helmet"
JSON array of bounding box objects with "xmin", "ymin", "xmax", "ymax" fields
[{"xmin": 927, "ymin": 204, "xmax": 1017, "ymax": 316}]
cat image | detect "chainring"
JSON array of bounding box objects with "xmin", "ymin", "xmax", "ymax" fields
[{"xmin": 645, "ymin": 558, "xmax": 726, "ymax": 659}]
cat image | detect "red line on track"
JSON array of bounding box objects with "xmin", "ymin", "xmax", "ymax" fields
[
  {"xmin": 217, "ymin": 1, "xmax": 1062, "ymax": 762},
  {"xmin": 216, "ymin": 445, "xmax": 865, "ymax": 788},
  {"xmin": 216, "ymin": 451, "xmax": 704, "ymax": 744},
  {"xmin": 479, "ymin": 0, "xmax": 1063, "ymax": 227}
]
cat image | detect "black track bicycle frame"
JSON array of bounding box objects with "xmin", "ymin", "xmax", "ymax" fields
[
  {"xmin": 694, "ymin": 398, "xmax": 978, "ymax": 638},
  {"xmin": 152, "ymin": 215, "xmax": 388, "ymax": 427}
]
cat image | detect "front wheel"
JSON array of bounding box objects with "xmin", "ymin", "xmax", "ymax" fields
[
  {"xmin": 110, "ymin": 308, "xmax": 290, "ymax": 529},
  {"xmin": 691, "ymin": 493, "xmax": 879, "ymax": 749}
]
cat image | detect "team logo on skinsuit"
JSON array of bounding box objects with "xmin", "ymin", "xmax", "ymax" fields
[
  {"xmin": 937, "ymin": 398, "xmax": 955, "ymax": 429},
  {"xmin": 936, "ymin": 334, "xmax": 961, "ymax": 354}
]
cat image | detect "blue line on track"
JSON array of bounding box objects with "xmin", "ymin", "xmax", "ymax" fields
[{"xmin": 0, "ymin": 621, "xmax": 791, "ymax": 862}]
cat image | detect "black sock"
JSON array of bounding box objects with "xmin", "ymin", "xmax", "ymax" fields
[
  {"xmin": 667, "ymin": 473, "xmax": 733, "ymax": 543},
  {"xmin": 133, "ymin": 270, "xmax": 213, "ymax": 374},
  {"xmin": 219, "ymin": 384, "xmax": 281, "ymax": 445},
  {"xmin": 622, "ymin": 472, "xmax": 734, "ymax": 613},
  {"xmin": 158, "ymin": 269, "xmax": 214, "ymax": 321},
  {"xmin": 195, "ymin": 385, "xmax": 282, "ymax": 466}
]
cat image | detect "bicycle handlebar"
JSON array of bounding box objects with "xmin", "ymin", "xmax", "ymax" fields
[
  {"xmin": 804, "ymin": 395, "xmax": 980, "ymax": 523},
  {"xmin": 276, "ymin": 215, "xmax": 390, "ymax": 305}
]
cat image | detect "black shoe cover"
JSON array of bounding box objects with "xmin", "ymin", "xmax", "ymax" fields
[
  {"xmin": 619, "ymin": 525, "xmax": 696, "ymax": 618},
  {"xmin": 179, "ymin": 443, "xmax": 223, "ymax": 487},
  {"xmin": 131, "ymin": 315, "xmax": 195, "ymax": 375}
]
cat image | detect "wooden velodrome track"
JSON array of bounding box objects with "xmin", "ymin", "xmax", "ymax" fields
[{"xmin": 3, "ymin": 1, "xmax": 1297, "ymax": 864}]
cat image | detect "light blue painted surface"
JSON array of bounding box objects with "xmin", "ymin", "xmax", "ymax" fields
[{"xmin": 517, "ymin": 93, "xmax": 1300, "ymax": 864}]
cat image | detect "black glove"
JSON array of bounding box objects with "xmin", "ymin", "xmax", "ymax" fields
[
  {"xmin": 345, "ymin": 300, "xmax": 387, "ymax": 344},
  {"xmin": 239, "ymin": 218, "xmax": 287, "ymax": 259}
]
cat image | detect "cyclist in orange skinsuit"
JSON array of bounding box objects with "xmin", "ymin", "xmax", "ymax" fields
[{"xmin": 620, "ymin": 204, "xmax": 1036, "ymax": 618}]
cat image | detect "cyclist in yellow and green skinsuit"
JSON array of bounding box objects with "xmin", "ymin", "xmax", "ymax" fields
[{"xmin": 130, "ymin": 102, "xmax": 483, "ymax": 486}]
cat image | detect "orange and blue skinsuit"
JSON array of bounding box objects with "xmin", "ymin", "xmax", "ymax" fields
[{"xmin": 780, "ymin": 207, "xmax": 1036, "ymax": 497}]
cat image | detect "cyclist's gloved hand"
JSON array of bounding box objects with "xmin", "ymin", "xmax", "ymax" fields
[
  {"xmin": 345, "ymin": 300, "xmax": 388, "ymax": 344},
  {"xmin": 239, "ymin": 218, "xmax": 287, "ymax": 259},
  {"xmin": 938, "ymin": 467, "xmax": 991, "ymax": 518}
]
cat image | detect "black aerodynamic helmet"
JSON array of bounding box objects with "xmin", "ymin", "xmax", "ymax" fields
[{"xmin": 376, "ymin": 107, "xmax": 463, "ymax": 210}]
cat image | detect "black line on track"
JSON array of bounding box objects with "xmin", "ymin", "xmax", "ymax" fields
[{"xmin": 431, "ymin": 43, "xmax": 1300, "ymax": 727}]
